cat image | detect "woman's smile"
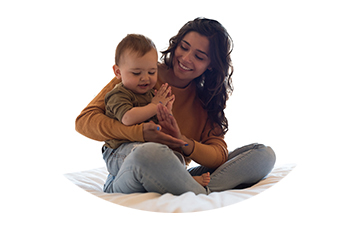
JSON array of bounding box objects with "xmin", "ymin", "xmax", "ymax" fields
[
  {"xmin": 178, "ymin": 61, "xmax": 192, "ymax": 71},
  {"xmin": 172, "ymin": 31, "xmax": 211, "ymax": 84}
]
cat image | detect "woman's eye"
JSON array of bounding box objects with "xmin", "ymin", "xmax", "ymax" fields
[
  {"xmin": 180, "ymin": 45, "xmax": 188, "ymax": 51},
  {"xmin": 196, "ymin": 55, "xmax": 204, "ymax": 61}
]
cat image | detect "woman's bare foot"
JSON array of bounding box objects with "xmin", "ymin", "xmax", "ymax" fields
[{"xmin": 193, "ymin": 172, "xmax": 210, "ymax": 187}]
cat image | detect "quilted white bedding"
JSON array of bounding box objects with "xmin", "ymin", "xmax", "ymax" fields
[{"xmin": 64, "ymin": 164, "xmax": 295, "ymax": 213}]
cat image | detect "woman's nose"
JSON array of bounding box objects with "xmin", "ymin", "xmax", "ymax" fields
[{"xmin": 182, "ymin": 51, "xmax": 191, "ymax": 63}]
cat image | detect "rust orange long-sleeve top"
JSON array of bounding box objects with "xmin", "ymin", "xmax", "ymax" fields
[{"xmin": 75, "ymin": 76, "xmax": 228, "ymax": 168}]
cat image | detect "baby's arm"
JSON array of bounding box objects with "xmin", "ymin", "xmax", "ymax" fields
[
  {"xmin": 122, "ymin": 83, "xmax": 174, "ymax": 126},
  {"xmin": 121, "ymin": 103, "xmax": 157, "ymax": 126}
]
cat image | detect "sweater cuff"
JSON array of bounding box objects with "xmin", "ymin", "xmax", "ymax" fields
[
  {"xmin": 185, "ymin": 139, "xmax": 197, "ymax": 157},
  {"xmin": 181, "ymin": 138, "xmax": 195, "ymax": 157},
  {"xmin": 135, "ymin": 123, "xmax": 145, "ymax": 142}
]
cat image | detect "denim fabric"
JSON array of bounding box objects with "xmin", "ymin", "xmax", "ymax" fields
[{"xmin": 103, "ymin": 142, "xmax": 275, "ymax": 195}]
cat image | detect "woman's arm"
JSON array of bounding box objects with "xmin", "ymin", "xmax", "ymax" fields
[
  {"xmin": 180, "ymin": 122, "xmax": 228, "ymax": 169},
  {"xmin": 189, "ymin": 132, "xmax": 228, "ymax": 169},
  {"xmin": 157, "ymin": 104, "xmax": 228, "ymax": 169},
  {"xmin": 75, "ymin": 77, "xmax": 144, "ymax": 142}
]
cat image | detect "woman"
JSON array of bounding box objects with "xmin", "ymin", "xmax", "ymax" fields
[{"xmin": 75, "ymin": 17, "xmax": 276, "ymax": 195}]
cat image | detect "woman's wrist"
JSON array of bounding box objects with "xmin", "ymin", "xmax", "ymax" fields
[{"xmin": 180, "ymin": 135, "xmax": 194, "ymax": 157}]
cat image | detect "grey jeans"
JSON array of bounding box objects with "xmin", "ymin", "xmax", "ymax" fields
[{"xmin": 103, "ymin": 142, "xmax": 276, "ymax": 195}]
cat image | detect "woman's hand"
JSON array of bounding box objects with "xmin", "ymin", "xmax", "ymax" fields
[
  {"xmin": 157, "ymin": 103, "xmax": 194, "ymax": 155},
  {"xmin": 157, "ymin": 103, "xmax": 182, "ymax": 139},
  {"xmin": 142, "ymin": 121, "xmax": 187, "ymax": 149}
]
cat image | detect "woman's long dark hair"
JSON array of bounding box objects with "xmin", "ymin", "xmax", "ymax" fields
[{"xmin": 161, "ymin": 17, "xmax": 234, "ymax": 135}]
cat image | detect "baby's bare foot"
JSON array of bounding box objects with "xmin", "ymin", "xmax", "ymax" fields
[{"xmin": 193, "ymin": 172, "xmax": 210, "ymax": 187}]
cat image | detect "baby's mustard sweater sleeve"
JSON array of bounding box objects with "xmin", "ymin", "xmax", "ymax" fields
[{"xmin": 75, "ymin": 78, "xmax": 144, "ymax": 142}]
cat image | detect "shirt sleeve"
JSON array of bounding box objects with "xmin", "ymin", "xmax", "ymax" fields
[
  {"xmin": 75, "ymin": 78, "xmax": 144, "ymax": 142},
  {"xmin": 105, "ymin": 85, "xmax": 134, "ymax": 122},
  {"xmin": 188, "ymin": 121, "xmax": 228, "ymax": 169}
]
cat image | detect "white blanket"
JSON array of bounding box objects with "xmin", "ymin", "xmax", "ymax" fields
[{"xmin": 64, "ymin": 164, "xmax": 295, "ymax": 213}]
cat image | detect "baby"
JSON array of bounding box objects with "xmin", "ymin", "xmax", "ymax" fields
[{"xmin": 104, "ymin": 34, "xmax": 210, "ymax": 187}]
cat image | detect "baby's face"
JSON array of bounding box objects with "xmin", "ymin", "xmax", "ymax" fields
[{"xmin": 117, "ymin": 49, "xmax": 158, "ymax": 94}]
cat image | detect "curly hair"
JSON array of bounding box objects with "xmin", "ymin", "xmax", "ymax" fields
[{"xmin": 161, "ymin": 17, "xmax": 234, "ymax": 135}]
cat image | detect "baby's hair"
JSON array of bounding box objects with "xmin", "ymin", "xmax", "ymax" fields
[{"xmin": 115, "ymin": 34, "xmax": 157, "ymax": 65}]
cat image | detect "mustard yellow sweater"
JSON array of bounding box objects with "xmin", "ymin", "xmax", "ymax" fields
[{"xmin": 75, "ymin": 77, "xmax": 228, "ymax": 168}]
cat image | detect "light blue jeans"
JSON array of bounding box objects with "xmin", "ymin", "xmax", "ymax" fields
[{"xmin": 102, "ymin": 142, "xmax": 276, "ymax": 195}]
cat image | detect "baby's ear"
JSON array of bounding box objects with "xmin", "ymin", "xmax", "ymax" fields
[{"xmin": 112, "ymin": 65, "xmax": 122, "ymax": 79}]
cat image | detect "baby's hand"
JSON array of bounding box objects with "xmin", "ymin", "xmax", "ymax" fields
[{"xmin": 152, "ymin": 83, "xmax": 175, "ymax": 107}]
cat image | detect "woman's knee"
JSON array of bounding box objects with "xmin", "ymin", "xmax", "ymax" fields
[
  {"xmin": 261, "ymin": 145, "xmax": 276, "ymax": 164},
  {"xmin": 254, "ymin": 145, "xmax": 276, "ymax": 173},
  {"xmin": 127, "ymin": 142, "xmax": 174, "ymax": 166},
  {"xmin": 229, "ymin": 143, "xmax": 275, "ymax": 160},
  {"xmin": 232, "ymin": 143, "xmax": 276, "ymax": 171},
  {"xmin": 132, "ymin": 142, "xmax": 168, "ymax": 156},
  {"xmin": 241, "ymin": 145, "xmax": 276, "ymax": 184}
]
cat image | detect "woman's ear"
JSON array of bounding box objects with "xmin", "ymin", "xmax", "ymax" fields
[{"xmin": 112, "ymin": 64, "xmax": 122, "ymax": 79}]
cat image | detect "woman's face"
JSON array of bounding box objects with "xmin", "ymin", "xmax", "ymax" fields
[{"xmin": 172, "ymin": 31, "xmax": 211, "ymax": 84}]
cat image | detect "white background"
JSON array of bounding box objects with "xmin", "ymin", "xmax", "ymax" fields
[{"xmin": 1, "ymin": 0, "xmax": 349, "ymax": 233}]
